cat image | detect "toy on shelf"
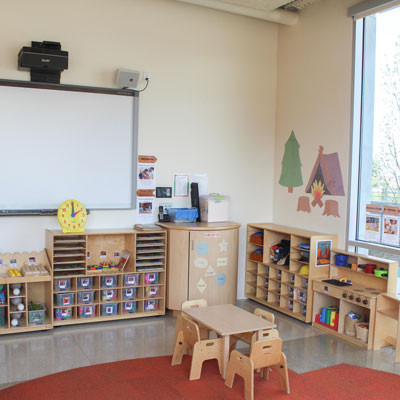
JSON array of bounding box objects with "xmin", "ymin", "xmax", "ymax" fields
[
  {"xmin": 8, "ymin": 268, "xmax": 22, "ymax": 277},
  {"xmin": 0, "ymin": 285, "xmax": 6, "ymax": 304},
  {"xmin": 314, "ymin": 306, "xmax": 339, "ymax": 331},
  {"xmin": 87, "ymin": 262, "xmax": 119, "ymax": 273}
]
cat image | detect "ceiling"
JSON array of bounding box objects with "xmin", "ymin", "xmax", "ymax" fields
[{"xmin": 175, "ymin": 0, "xmax": 320, "ymax": 25}]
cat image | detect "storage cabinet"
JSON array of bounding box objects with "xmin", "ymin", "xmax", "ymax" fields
[
  {"xmin": 312, "ymin": 249, "xmax": 398, "ymax": 349},
  {"xmin": 158, "ymin": 222, "xmax": 240, "ymax": 311},
  {"xmin": 46, "ymin": 228, "xmax": 167, "ymax": 325},
  {"xmin": 0, "ymin": 251, "xmax": 52, "ymax": 335},
  {"xmin": 245, "ymin": 223, "xmax": 337, "ymax": 323}
]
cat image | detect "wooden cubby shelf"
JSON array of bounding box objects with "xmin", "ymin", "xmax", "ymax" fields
[
  {"xmin": 0, "ymin": 251, "xmax": 53, "ymax": 335},
  {"xmin": 245, "ymin": 223, "xmax": 338, "ymax": 323},
  {"xmin": 46, "ymin": 228, "xmax": 167, "ymax": 327}
]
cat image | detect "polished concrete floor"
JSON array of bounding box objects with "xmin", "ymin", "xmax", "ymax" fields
[{"xmin": 0, "ymin": 299, "xmax": 399, "ymax": 391}]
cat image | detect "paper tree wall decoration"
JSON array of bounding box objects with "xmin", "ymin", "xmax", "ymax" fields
[
  {"xmin": 305, "ymin": 146, "xmax": 345, "ymax": 207},
  {"xmin": 279, "ymin": 131, "xmax": 303, "ymax": 193}
]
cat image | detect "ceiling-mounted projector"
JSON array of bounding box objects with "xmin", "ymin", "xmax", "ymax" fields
[{"xmin": 18, "ymin": 41, "xmax": 69, "ymax": 84}]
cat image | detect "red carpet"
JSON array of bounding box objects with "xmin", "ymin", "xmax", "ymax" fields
[{"xmin": 1, "ymin": 356, "xmax": 399, "ymax": 400}]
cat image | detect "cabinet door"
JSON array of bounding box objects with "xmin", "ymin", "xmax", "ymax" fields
[
  {"xmin": 166, "ymin": 230, "xmax": 189, "ymax": 310},
  {"xmin": 188, "ymin": 229, "xmax": 238, "ymax": 306}
]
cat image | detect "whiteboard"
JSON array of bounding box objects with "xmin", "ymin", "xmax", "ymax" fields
[{"xmin": 0, "ymin": 80, "xmax": 138, "ymax": 211}]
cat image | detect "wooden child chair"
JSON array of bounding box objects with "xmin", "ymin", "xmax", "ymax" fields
[
  {"xmin": 225, "ymin": 337, "xmax": 290, "ymax": 400},
  {"xmin": 173, "ymin": 299, "xmax": 209, "ymax": 346},
  {"xmin": 230, "ymin": 308, "xmax": 275, "ymax": 351},
  {"xmin": 171, "ymin": 316, "xmax": 223, "ymax": 380}
]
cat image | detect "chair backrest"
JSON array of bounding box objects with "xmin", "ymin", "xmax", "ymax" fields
[
  {"xmin": 182, "ymin": 299, "xmax": 208, "ymax": 310},
  {"xmin": 181, "ymin": 316, "xmax": 201, "ymax": 346},
  {"xmin": 257, "ymin": 328, "xmax": 279, "ymax": 341},
  {"xmin": 249, "ymin": 338, "xmax": 282, "ymax": 369},
  {"xmin": 254, "ymin": 308, "xmax": 275, "ymax": 324}
]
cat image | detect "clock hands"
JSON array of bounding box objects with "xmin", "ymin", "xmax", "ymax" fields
[{"xmin": 71, "ymin": 201, "xmax": 83, "ymax": 217}]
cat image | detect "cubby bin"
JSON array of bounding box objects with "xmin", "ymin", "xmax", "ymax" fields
[
  {"xmin": 144, "ymin": 272, "xmax": 159, "ymax": 284},
  {"xmin": 77, "ymin": 277, "xmax": 93, "ymax": 290},
  {"xmin": 122, "ymin": 287, "xmax": 137, "ymax": 300},
  {"xmin": 78, "ymin": 305, "xmax": 96, "ymax": 318},
  {"xmin": 54, "ymin": 307, "xmax": 73, "ymax": 321},
  {"xmin": 0, "ymin": 307, "xmax": 5, "ymax": 327},
  {"xmin": 54, "ymin": 292, "xmax": 75, "ymax": 306},
  {"xmin": 101, "ymin": 275, "xmax": 117, "ymax": 288},
  {"xmin": 145, "ymin": 286, "xmax": 160, "ymax": 298},
  {"xmin": 101, "ymin": 303, "xmax": 118, "ymax": 317},
  {"xmin": 289, "ymin": 274, "xmax": 295, "ymax": 285},
  {"xmin": 122, "ymin": 301, "xmax": 136, "ymax": 314},
  {"xmin": 77, "ymin": 291, "xmax": 95, "ymax": 305},
  {"xmin": 144, "ymin": 299, "xmax": 159, "ymax": 312},
  {"xmin": 297, "ymin": 290, "xmax": 307, "ymax": 303},
  {"xmin": 123, "ymin": 273, "xmax": 140, "ymax": 287},
  {"xmin": 53, "ymin": 278, "xmax": 71, "ymax": 292},
  {"xmin": 101, "ymin": 289, "xmax": 117, "ymax": 302},
  {"xmin": 27, "ymin": 303, "xmax": 46, "ymax": 326}
]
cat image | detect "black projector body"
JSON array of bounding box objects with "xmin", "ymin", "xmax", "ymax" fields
[{"xmin": 18, "ymin": 41, "xmax": 68, "ymax": 84}]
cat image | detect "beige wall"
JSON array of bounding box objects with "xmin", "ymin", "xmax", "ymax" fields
[
  {"xmin": 274, "ymin": 0, "xmax": 360, "ymax": 248},
  {"xmin": 0, "ymin": 0, "xmax": 278, "ymax": 298}
]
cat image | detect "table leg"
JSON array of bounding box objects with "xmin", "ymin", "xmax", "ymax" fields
[{"xmin": 221, "ymin": 335, "xmax": 230, "ymax": 379}]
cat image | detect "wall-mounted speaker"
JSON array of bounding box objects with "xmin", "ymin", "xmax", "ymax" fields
[{"xmin": 116, "ymin": 69, "xmax": 141, "ymax": 89}]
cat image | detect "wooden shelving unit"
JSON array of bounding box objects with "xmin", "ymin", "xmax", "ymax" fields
[
  {"xmin": 312, "ymin": 249, "xmax": 398, "ymax": 349},
  {"xmin": 245, "ymin": 223, "xmax": 337, "ymax": 323},
  {"xmin": 0, "ymin": 251, "xmax": 53, "ymax": 335},
  {"xmin": 373, "ymin": 292, "xmax": 400, "ymax": 361},
  {"xmin": 46, "ymin": 228, "xmax": 167, "ymax": 326}
]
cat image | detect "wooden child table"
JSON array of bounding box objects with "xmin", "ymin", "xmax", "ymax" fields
[{"xmin": 183, "ymin": 304, "xmax": 276, "ymax": 378}]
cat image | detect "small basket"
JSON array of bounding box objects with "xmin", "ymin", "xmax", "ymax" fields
[
  {"xmin": 249, "ymin": 231, "xmax": 264, "ymax": 246},
  {"xmin": 355, "ymin": 322, "xmax": 369, "ymax": 342},
  {"xmin": 345, "ymin": 315, "xmax": 360, "ymax": 336},
  {"xmin": 250, "ymin": 248, "xmax": 263, "ymax": 263}
]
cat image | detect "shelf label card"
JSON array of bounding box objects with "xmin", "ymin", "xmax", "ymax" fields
[
  {"xmin": 205, "ymin": 264, "xmax": 216, "ymax": 277},
  {"xmin": 205, "ymin": 232, "xmax": 220, "ymax": 238},
  {"xmin": 197, "ymin": 278, "xmax": 207, "ymax": 294},
  {"xmin": 219, "ymin": 239, "xmax": 228, "ymax": 252},
  {"xmin": 194, "ymin": 257, "xmax": 208, "ymax": 269},
  {"xmin": 216, "ymin": 273, "xmax": 226, "ymax": 286},
  {"xmin": 216, "ymin": 257, "xmax": 228, "ymax": 267},
  {"xmin": 197, "ymin": 242, "xmax": 209, "ymax": 255}
]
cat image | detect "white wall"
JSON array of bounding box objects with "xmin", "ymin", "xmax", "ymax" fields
[
  {"xmin": 273, "ymin": 0, "xmax": 360, "ymax": 248},
  {"xmin": 0, "ymin": 0, "xmax": 278, "ymax": 298}
]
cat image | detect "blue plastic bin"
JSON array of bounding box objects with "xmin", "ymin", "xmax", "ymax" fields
[{"xmin": 166, "ymin": 208, "xmax": 198, "ymax": 222}]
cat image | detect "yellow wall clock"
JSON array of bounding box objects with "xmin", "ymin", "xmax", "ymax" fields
[{"xmin": 57, "ymin": 200, "xmax": 87, "ymax": 233}]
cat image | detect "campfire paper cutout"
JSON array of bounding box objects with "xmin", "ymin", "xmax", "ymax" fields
[
  {"xmin": 304, "ymin": 146, "xmax": 345, "ymax": 217},
  {"xmin": 279, "ymin": 131, "xmax": 303, "ymax": 193}
]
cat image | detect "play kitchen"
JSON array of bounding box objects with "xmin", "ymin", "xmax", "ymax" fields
[{"xmin": 312, "ymin": 248, "xmax": 398, "ymax": 350}]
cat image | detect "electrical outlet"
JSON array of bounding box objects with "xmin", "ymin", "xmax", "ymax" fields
[{"xmin": 143, "ymin": 72, "xmax": 151, "ymax": 81}]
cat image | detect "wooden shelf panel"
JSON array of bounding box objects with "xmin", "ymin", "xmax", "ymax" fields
[
  {"xmin": 53, "ymin": 310, "xmax": 166, "ymax": 326},
  {"xmin": 377, "ymin": 308, "xmax": 398, "ymax": 320}
]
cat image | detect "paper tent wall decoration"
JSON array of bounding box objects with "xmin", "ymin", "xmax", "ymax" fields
[
  {"xmin": 279, "ymin": 131, "xmax": 303, "ymax": 193},
  {"xmin": 305, "ymin": 146, "xmax": 345, "ymax": 216}
]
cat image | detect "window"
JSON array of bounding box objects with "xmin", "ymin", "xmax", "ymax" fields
[{"xmin": 349, "ymin": 3, "xmax": 400, "ymax": 261}]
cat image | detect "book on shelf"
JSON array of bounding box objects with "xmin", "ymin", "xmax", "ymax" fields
[
  {"xmin": 134, "ymin": 224, "xmax": 162, "ymax": 231},
  {"xmin": 117, "ymin": 250, "xmax": 131, "ymax": 271}
]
